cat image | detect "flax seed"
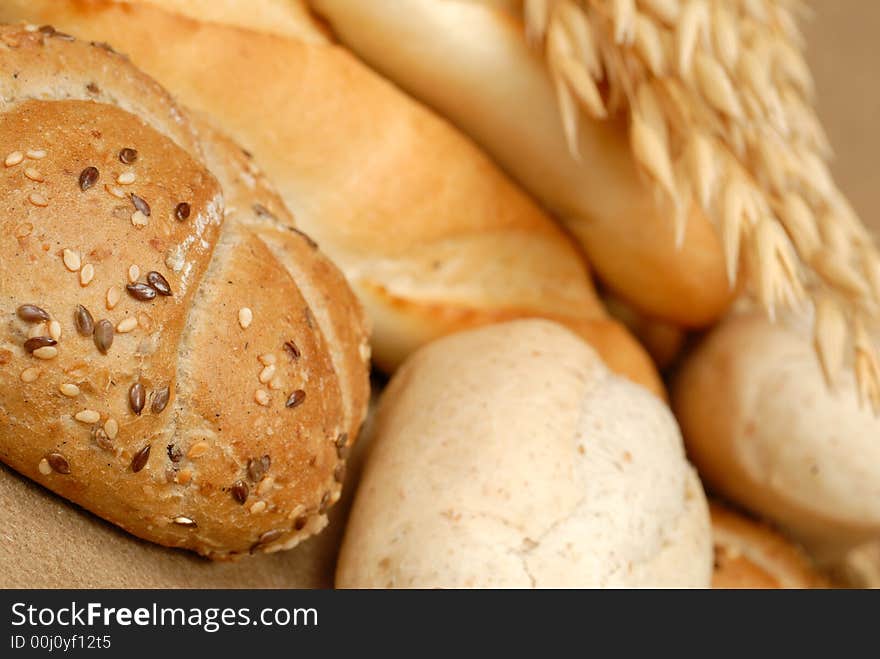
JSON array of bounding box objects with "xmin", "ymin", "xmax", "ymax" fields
[
  {"xmin": 94, "ymin": 319, "xmax": 114, "ymax": 354},
  {"xmin": 74, "ymin": 305, "xmax": 94, "ymax": 336},
  {"xmin": 129, "ymin": 383, "xmax": 145, "ymax": 415},
  {"xmin": 17, "ymin": 305, "xmax": 50, "ymax": 322},
  {"xmin": 78, "ymin": 166, "xmax": 99, "ymax": 191},
  {"xmin": 131, "ymin": 444, "xmax": 151, "ymax": 472}
]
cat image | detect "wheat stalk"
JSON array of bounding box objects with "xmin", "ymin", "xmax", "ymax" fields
[{"xmin": 526, "ymin": 0, "xmax": 880, "ymax": 412}]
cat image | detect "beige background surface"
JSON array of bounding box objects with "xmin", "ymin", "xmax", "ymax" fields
[{"xmin": 805, "ymin": 0, "xmax": 880, "ymax": 234}]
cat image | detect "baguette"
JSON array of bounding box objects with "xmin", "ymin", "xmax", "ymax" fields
[
  {"xmin": 309, "ymin": 0, "xmax": 733, "ymax": 327},
  {"xmin": 0, "ymin": 0, "xmax": 661, "ymax": 396}
]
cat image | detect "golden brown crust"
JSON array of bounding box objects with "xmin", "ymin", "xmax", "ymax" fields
[
  {"xmin": 0, "ymin": 25, "xmax": 369, "ymax": 558},
  {"xmin": 711, "ymin": 502, "xmax": 828, "ymax": 589},
  {"xmin": 0, "ymin": 0, "xmax": 663, "ymax": 389}
]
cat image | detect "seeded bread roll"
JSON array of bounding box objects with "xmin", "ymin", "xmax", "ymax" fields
[
  {"xmin": 0, "ymin": 25, "xmax": 370, "ymax": 558},
  {"xmin": 710, "ymin": 502, "xmax": 828, "ymax": 589},
  {"xmin": 0, "ymin": 1, "xmax": 660, "ymax": 396},
  {"xmin": 673, "ymin": 309, "xmax": 880, "ymax": 569},
  {"xmin": 308, "ymin": 0, "xmax": 733, "ymax": 328},
  {"xmin": 337, "ymin": 320, "xmax": 712, "ymax": 588}
]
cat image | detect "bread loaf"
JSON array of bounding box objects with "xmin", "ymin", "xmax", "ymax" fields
[
  {"xmin": 710, "ymin": 502, "xmax": 828, "ymax": 589},
  {"xmin": 308, "ymin": 0, "xmax": 733, "ymax": 327},
  {"xmin": 0, "ymin": 25, "xmax": 369, "ymax": 558},
  {"xmin": 336, "ymin": 320, "xmax": 712, "ymax": 588},
  {"xmin": 673, "ymin": 309, "xmax": 880, "ymax": 568},
  {"xmin": 0, "ymin": 0, "xmax": 661, "ymax": 396}
]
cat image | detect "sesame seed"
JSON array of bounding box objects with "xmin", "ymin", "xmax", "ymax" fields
[
  {"xmin": 28, "ymin": 193, "xmax": 48, "ymax": 207},
  {"xmin": 106, "ymin": 287, "xmax": 120, "ymax": 310},
  {"xmin": 74, "ymin": 305, "xmax": 94, "ymax": 336},
  {"xmin": 27, "ymin": 323, "xmax": 45, "ymax": 339},
  {"xmin": 129, "ymin": 383, "xmax": 145, "ymax": 415},
  {"xmin": 78, "ymin": 166, "xmax": 99, "ymax": 191},
  {"xmin": 249, "ymin": 501, "xmax": 267, "ymax": 514},
  {"xmin": 105, "ymin": 184, "xmax": 126, "ymax": 199},
  {"xmin": 231, "ymin": 480, "xmax": 249, "ymax": 504},
  {"xmin": 5, "ymin": 151, "xmax": 23, "ymax": 167},
  {"xmin": 128, "ymin": 265, "xmax": 140, "ymax": 283},
  {"xmin": 131, "ymin": 444, "xmax": 151, "ymax": 472},
  {"xmin": 17, "ymin": 304, "xmax": 50, "ymax": 322},
  {"xmin": 254, "ymin": 389, "xmax": 270, "ymax": 406},
  {"xmin": 24, "ymin": 167, "xmax": 44, "ymax": 182},
  {"xmin": 33, "ymin": 346, "xmax": 58, "ymax": 360},
  {"xmin": 116, "ymin": 317, "xmax": 137, "ymax": 333},
  {"xmin": 256, "ymin": 476, "xmax": 274, "ymax": 496},
  {"xmin": 269, "ymin": 377, "xmax": 283, "ymax": 391},
  {"xmin": 130, "ymin": 210, "xmax": 148, "ymax": 228},
  {"xmin": 48, "ymin": 320, "xmax": 62, "ymax": 341},
  {"xmin": 104, "ymin": 418, "xmax": 119, "ymax": 440},
  {"xmin": 146, "ymin": 271, "xmax": 172, "ymax": 296},
  {"xmin": 24, "ymin": 336, "xmax": 56, "ymax": 353},
  {"xmin": 116, "ymin": 171, "xmax": 136, "ymax": 185},
  {"xmin": 285, "ymin": 389, "xmax": 306, "ymax": 409},
  {"xmin": 187, "ymin": 441, "xmax": 209, "ymax": 459},
  {"xmin": 94, "ymin": 319, "xmax": 114, "ymax": 354},
  {"xmin": 172, "ymin": 516, "xmax": 197, "ymax": 527},
  {"xmin": 38, "ymin": 458, "xmax": 52, "ymax": 475},
  {"xmin": 79, "ymin": 263, "xmax": 95, "ymax": 286},
  {"xmin": 151, "ymin": 386, "xmax": 170, "ymax": 414},
  {"xmin": 26, "ymin": 149, "xmax": 46, "ymax": 160},
  {"xmin": 118, "ymin": 148, "xmax": 138, "ymax": 164},
  {"xmin": 238, "ymin": 307, "xmax": 253, "ymax": 329},
  {"xmin": 256, "ymin": 529, "xmax": 283, "ymax": 547},
  {"xmin": 137, "ymin": 312, "xmax": 153, "ymax": 331},
  {"xmin": 174, "ymin": 202, "xmax": 191, "ymax": 222},
  {"xmin": 126, "ymin": 283, "xmax": 156, "ymax": 301},
  {"xmin": 20, "ymin": 367, "xmax": 40, "ymax": 383},
  {"xmin": 283, "ymin": 341, "xmax": 300, "ymax": 360},
  {"xmin": 130, "ymin": 193, "xmax": 150, "ymax": 217},
  {"xmin": 258, "ymin": 365, "xmax": 276, "ymax": 384},
  {"xmin": 59, "ymin": 383, "xmax": 80, "ymax": 397},
  {"xmin": 75, "ymin": 410, "xmax": 101, "ymax": 424},
  {"xmin": 258, "ymin": 353, "xmax": 276, "ymax": 366},
  {"xmin": 93, "ymin": 427, "xmax": 113, "ymax": 452},
  {"xmin": 62, "ymin": 249, "xmax": 81, "ymax": 272}
]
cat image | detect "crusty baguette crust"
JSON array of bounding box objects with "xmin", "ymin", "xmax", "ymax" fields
[
  {"xmin": 710, "ymin": 502, "xmax": 828, "ymax": 589},
  {"xmin": 309, "ymin": 0, "xmax": 733, "ymax": 327},
  {"xmin": 0, "ymin": 0, "xmax": 662, "ymax": 395},
  {"xmin": 0, "ymin": 26, "xmax": 369, "ymax": 558}
]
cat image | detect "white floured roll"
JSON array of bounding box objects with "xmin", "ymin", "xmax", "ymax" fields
[{"xmin": 337, "ymin": 319, "xmax": 712, "ymax": 588}]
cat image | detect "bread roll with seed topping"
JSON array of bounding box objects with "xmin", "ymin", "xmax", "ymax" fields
[
  {"xmin": 673, "ymin": 309, "xmax": 880, "ymax": 570},
  {"xmin": 337, "ymin": 320, "xmax": 712, "ymax": 588},
  {"xmin": 0, "ymin": 1, "xmax": 661, "ymax": 397},
  {"xmin": 710, "ymin": 502, "xmax": 828, "ymax": 589},
  {"xmin": 0, "ymin": 25, "xmax": 369, "ymax": 558},
  {"xmin": 307, "ymin": 0, "xmax": 733, "ymax": 328}
]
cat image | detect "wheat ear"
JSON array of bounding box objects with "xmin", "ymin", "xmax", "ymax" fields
[{"xmin": 526, "ymin": 0, "xmax": 880, "ymax": 412}]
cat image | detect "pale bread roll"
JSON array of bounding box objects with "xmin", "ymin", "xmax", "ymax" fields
[
  {"xmin": 337, "ymin": 320, "xmax": 712, "ymax": 588},
  {"xmin": 710, "ymin": 502, "xmax": 828, "ymax": 589},
  {"xmin": 0, "ymin": 0, "xmax": 663, "ymax": 396},
  {"xmin": 673, "ymin": 310, "xmax": 880, "ymax": 568},
  {"xmin": 308, "ymin": 0, "xmax": 732, "ymax": 327}
]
